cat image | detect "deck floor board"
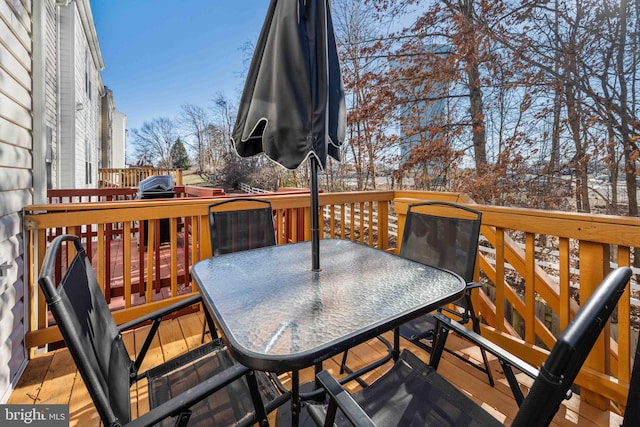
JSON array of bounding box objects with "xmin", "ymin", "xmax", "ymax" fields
[{"xmin": 10, "ymin": 313, "xmax": 624, "ymax": 426}]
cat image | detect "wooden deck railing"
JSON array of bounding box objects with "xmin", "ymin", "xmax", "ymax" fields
[
  {"xmin": 98, "ymin": 167, "xmax": 184, "ymax": 188},
  {"xmin": 393, "ymin": 191, "xmax": 639, "ymax": 412},
  {"xmin": 23, "ymin": 188, "xmax": 639, "ymax": 413},
  {"xmin": 47, "ymin": 185, "xmax": 225, "ymax": 204},
  {"xmin": 24, "ymin": 190, "xmax": 392, "ymax": 345}
]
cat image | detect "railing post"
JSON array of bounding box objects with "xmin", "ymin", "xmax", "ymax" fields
[
  {"xmin": 377, "ymin": 201, "xmax": 389, "ymax": 251},
  {"xmin": 578, "ymin": 240, "xmax": 611, "ymax": 410},
  {"xmin": 393, "ymin": 200, "xmax": 408, "ymax": 254}
]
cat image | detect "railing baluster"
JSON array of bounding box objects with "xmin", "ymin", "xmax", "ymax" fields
[
  {"xmin": 495, "ymin": 228, "xmax": 505, "ymax": 333},
  {"xmin": 124, "ymin": 221, "xmax": 132, "ymax": 308},
  {"xmin": 559, "ymin": 237, "xmax": 571, "ymax": 331},
  {"xmin": 525, "ymin": 232, "xmax": 536, "ymax": 344},
  {"xmin": 98, "ymin": 223, "xmax": 107, "ymax": 303},
  {"xmin": 618, "ymin": 246, "xmax": 632, "ymax": 383},
  {"xmin": 330, "ymin": 205, "xmax": 336, "ymax": 238},
  {"xmin": 170, "ymin": 217, "xmax": 179, "ymax": 298},
  {"xmin": 349, "ymin": 203, "xmax": 355, "ymax": 242},
  {"xmin": 145, "ymin": 220, "xmax": 155, "ymax": 303},
  {"xmin": 368, "ymin": 202, "xmax": 374, "ymax": 246}
]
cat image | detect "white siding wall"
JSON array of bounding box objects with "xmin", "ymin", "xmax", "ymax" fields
[
  {"xmin": 113, "ymin": 111, "xmax": 127, "ymax": 168},
  {"xmin": 59, "ymin": 2, "xmax": 101, "ymax": 188},
  {"xmin": 73, "ymin": 12, "xmax": 88, "ymax": 189},
  {"xmin": 58, "ymin": 3, "xmax": 75, "ymax": 188},
  {"xmin": 45, "ymin": 0, "xmax": 58, "ymax": 187},
  {"xmin": 101, "ymin": 89, "xmax": 114, "ymax": 168},
  {"xmin": 0, "ymin": 0, "xmax": 104, "ymax": 402},
  {"xmin": 0, "ymin": 0, "xmax": 32, "ymax": 402}
]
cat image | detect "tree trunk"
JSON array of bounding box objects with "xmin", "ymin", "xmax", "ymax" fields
[
  {"xmin": 462, "ymin": 0, "xmax": 487, "ymax": 173},
  {"xmin": 606, "ymin": 123, "xmax": 619, "ymax": 215}
]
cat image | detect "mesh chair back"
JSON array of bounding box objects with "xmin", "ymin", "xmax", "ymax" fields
[
  {"xmin": 400, "ymin": 201, "xmax": 481, "ymax": 283},
  {"xmin": 208, "ymin": 198, "xmax": 276, "ymax": 256},
  {"xmin": 38, "ymin": 235, "xmax": 132, "ymax": 426},
  {"xmin": 400, "ymin": 201, "xmax": 481, "ymax": 306},
  {"xmin": 513, "ymin": 267, "xmax": 631, "ymax": 427},
  {"xmin": 622, "ymin": 324, "xmax": 640, "ymax": 426}
]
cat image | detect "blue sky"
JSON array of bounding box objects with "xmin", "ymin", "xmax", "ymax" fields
[{"xmin": 91, "ymin": 0, "xmax": 270, "ymax": 135}]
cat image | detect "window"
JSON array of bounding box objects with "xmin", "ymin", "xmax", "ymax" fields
[
  {"xmin": 85, "ymin": 49, "xmax": 92, "ymax": 100},
  {"xmin": 85, "ymin": 140, "xmax": 92, "ymax": 185}
]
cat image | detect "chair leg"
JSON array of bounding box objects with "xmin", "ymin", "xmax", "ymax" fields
[
  {"xmin": 429, "ymin": 322, "xmax": 448, "ymax": 369},
  {"xmin": 393, "ymin": 327, "xmax": 400, "ymax": 361},
  {"xmin": 201, "ymin": 321, "xmax": 208, "ymax": 343},
  {"xmin": 339, "ymin": 350, "xmax": 349, "ymax": 374},
  {"xmin": 472, "ymin": 316, "xmax": 495, "ymax": 387},
  {"xmin": 201, "ymin": 307, "xmax": 218, "ymax": 343},
  {"xmin": 339, "ymin": 336, "xmax": 394, "ymax": 388},
  {"xmin": 245, "ymin": 371, "xmax": 268, "ymax": 425},
  {"xmin": 339, "ymin": 350, "xmax": 368, "ymax": 388}
]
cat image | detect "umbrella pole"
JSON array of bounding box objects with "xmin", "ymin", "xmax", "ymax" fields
[{"xmin": 311, "ymin": 156, "xmax": 320, "ymax": 271}]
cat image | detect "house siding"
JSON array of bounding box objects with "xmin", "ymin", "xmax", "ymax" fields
[
  {"xmin": 58, "ymin": 3, "xmax": 75, "ymax": 188},
  {"xmin": 0, "ymin": 0, "xmax": 105, "ymax": 402},
  {"xmin": 45, "ymin": 0, "xmax": 58, "ymax": 187},
  {"xmin": 0, "ymin": 0, "xmax": 32, "ymax": 402},
  {"xmin": 58, "ymin": 1, "xmax": 102, "ymax": 189},
  {"xmin": 113, "ymin": 111, "xmax": 127, "ymax": 168},
  {"xmin": 101, "ymin": 88, "xmax": 115, "ymax": 168},
  {"xmin": 73, "ymin": 13, "xmax": 87, "ymax": 189}
]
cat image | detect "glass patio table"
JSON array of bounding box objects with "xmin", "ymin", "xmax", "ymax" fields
[{"xmin": 192, "ymin": 238, "xmax": 466, "ymax": 425}]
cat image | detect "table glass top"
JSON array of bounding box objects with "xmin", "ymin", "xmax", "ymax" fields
[{"xmin": 193, "ymin": 239, "xmax": 465, "ymax": 369}]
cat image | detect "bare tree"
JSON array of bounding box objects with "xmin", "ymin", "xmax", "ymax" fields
[
  {"xmin": 131, "ymin": 117, "xmax": 177, "ymax": 167},
  {"xmin": 334, "ymin": 0, "xmax": 392, "ymax": 190},
  {"xmin": 204, "ymin": 93, "xmax": 238, "ymax": 174},
  {"xmin": 211, "ymin": 93, "xmax": 235, "ymax": 146},
  {"xmin": 366, "ymin": 0, "xmax": 510, "ymax": 201},
  {"xmin": 484, "ymin": 0, "xmax": 640, "ymax": 214},
  {"xmin": 180, "ymin": 103, "xmax": 212, "ymax": 173}
]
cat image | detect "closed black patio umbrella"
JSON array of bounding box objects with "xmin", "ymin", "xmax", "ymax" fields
[{"xmin": 231, "ymin": 0, "xmax": 346, "ymax": 271}]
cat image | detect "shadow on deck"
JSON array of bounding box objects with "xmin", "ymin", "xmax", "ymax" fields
[{"xmin": 9, "ymin": 312, "xmax": 623, "ymax": 426}]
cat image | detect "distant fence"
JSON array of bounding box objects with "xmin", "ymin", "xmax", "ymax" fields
[
  {"xmin": 99, "ymin": 168, "xmax": 183, "ymax": 188},
  {"xmin": 239, "ymin": 182, "xmax": 270, "ymax": 194}
]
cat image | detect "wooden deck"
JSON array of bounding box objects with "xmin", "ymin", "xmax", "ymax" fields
[{"xmin": 8, "ymin": 312, "xmax": 623, "ymax": 426}]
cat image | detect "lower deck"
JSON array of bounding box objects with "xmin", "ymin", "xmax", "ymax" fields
[{"xmin": 8, "ymin": 312, "xmax": 623, "ymax": 426}]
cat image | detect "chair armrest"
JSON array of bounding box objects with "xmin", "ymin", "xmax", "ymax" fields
[
  {"xmin": 433, "ymin": 312, "xmax": 546, "ymax": 405},
  {"xmin": 466, "ymin": 281, "xmax": 482, "ymax": 289},
  {"xmin": 433, "ymin": 312, "xmax": 539, "ymax": 379},
  {"xmin": 434, "ymin": 313, "xmax": 574, "ymax": 405},
  {"xmin": 123, "ymin": 294, "xmax": 206, "ymax": 372},
  {"xmin": 315, "ymin": 370, "xmax": 376, "ymax": 427},
  {"xmin": 118, "ymin": 294, "xmax": 203, "ymax": 332},
  {"xmin": 125, "ymin": 362, "xmax": 250, "ymax": 427}
]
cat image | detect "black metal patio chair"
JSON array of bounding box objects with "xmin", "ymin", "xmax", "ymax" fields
[
  {"xmin": 396, "ymin": 201, "xmax": 493, "ymax": 385},
  {"xmin": 208, "ymin": 198, "xmax": 276, "ymax": 256},
  {"xmin": 339, "ymin": 201, "xmax": 490, "ymax": 385},
  {"xmin": 622, "ymin": 312, "xmax": 640, "ymax": 426},
  {"xmin": 311, "ymin": 267, "xmax": 631, "ymax": 427},
  {"xmin": 39, "ymin": 234, "xmax": 289, "ymax": 427},
  {"xmin": 201, "ymin": 198, "xmax": 277, "ymax": 342}
]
